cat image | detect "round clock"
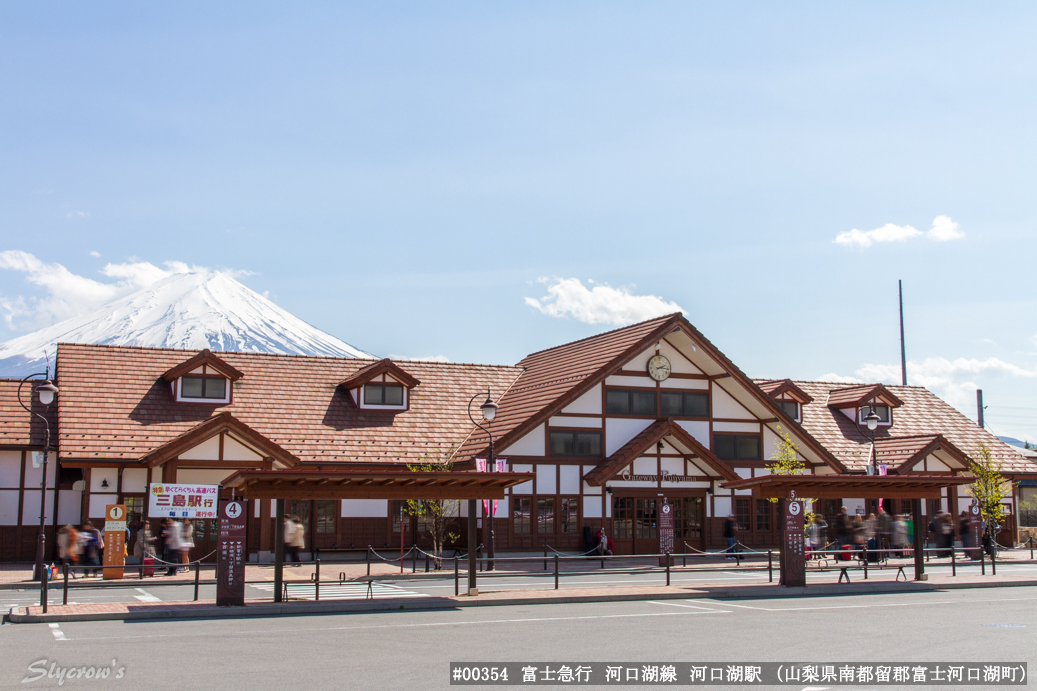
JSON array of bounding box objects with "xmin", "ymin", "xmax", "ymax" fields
[{"xmin": 647, "ymin": 354, "xmax": 671, "ymax": 382}]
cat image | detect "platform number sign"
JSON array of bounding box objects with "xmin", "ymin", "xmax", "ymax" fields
[{"xmin": 781, "ymin": 495, "xmax": 806, "ymax": 587}]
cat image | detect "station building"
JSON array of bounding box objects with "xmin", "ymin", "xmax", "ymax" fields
[{"xmin": 1, "ymin": 313, "xmax": 1034, "ymax": 561}]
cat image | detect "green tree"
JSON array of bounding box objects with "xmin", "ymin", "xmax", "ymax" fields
[
  {"xmin": 765, "ymin": 426, "xmax": 816, "ymax": 527},
  {"xmin": 403, "ymin": 456, "xmax": 461, "ymax": 569},
  {"xmin": 965, "ymin": 443, "xmax": 1010, "ymax": 541}
]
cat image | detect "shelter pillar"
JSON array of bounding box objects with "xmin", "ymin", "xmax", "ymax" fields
[
  {"xmin": 912, "ymin": 498, "xmax": 925, "ymax": 580},
  {"xmin": 274, "ymin": 498, "xmax": 285, "ymax": 603},
  {"xmin": 467, "ymin": 499, "xmax": 477, "ymax": 595},
  {"xmin": 259, "ymin": 497, "xmax": 272, "ymax": 560}
]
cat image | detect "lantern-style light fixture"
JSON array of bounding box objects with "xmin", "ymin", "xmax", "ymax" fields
[
  {"xmin": 864, "ymin": 407, "xmax": 881, "ymax": 432},
  {"xmin": 479, "ymin": 395, "xmax": 498, "ymax": 421},
  {"xmin": 36, "ymin": 380, "xmax": 59, "ymax": 406}
]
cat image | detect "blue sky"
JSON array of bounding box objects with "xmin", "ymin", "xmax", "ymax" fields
[{"xmin": 2, "ymin": 3, "xmax": 1036, "ymax": 440}]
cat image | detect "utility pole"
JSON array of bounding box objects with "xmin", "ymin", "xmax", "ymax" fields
[
  {"xmin": 899, "ymin": 280, "xmax": 907, "ymax": 386},
  {"xmin": 977, "ymin": 389, "xmax": 985, "ymax": 428}
]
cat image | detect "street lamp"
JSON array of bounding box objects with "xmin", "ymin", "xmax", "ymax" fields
[
  {"xmin": 17, "ymin": 371, "xmax": 59, "ymax": 588},
  {"xmin": 857, "ymin": 404, "xmax": 882, "ymax": 475},
  {"xmin": 468, "ymin": 389, "xmax": 498, "ymax": 570}
]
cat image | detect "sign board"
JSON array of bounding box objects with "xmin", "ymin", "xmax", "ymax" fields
[
  {"xmin": 216, "ymin": 499, "xmax": 248, "ymax": 606},
  {"xmin": 148, "ymin": 483, "xmax": 219, "ymax": 519},
  {"xmin": 659, "ymin": 499, "xmax": 674, "ymax": 565},
  {"xmin": 102, "ymin": 504, "xmax": 127, "ymax": 580},
  {"xmin": 781, "ymin": 498, "xmax": 806, "ymax": 587},
  {"xmin": 969, "ymin": 502, "xmax": 983, "ymax": 560}
]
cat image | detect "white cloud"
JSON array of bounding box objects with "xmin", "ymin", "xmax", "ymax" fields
[
  {"xmin": 834, "ymin": 216, "xmax": 964, "ymax": 248},
  {"xmin": 387, "ymin": 354, "xmax": 451, "ymax": 363},
  {"xmin": 524, "ymin": 277, "xmax": 684, "ymax": 327},
  {"xmin": 822, "ymin": 356, "xmax": 1037, "ymax": 411},
  {"xmin": 89, "ymin": 251, "xmax": 101, "ymax": 258},
  {"xmin": 0, "ymin": 251, "xmax": 198, "ymax": 331},
  {"xmin": 64, "ymin": 210, "xmax": 90, "ymax": 219},
  {"xmin": 927, "ymin": 215, "xmax": 964, "ymax": 241}
]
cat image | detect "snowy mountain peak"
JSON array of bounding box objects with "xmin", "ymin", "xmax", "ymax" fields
[{"xmin": 0, "ymin": 271, "xmax": 373, "ymax": 376}]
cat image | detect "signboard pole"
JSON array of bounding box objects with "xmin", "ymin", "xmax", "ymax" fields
[
  {"xmin": 102, "ymin": 504, "xmax": 127, "ymax": 580},
  {"xmin": 216, "ymin": 499, "xmax": 248, "ymax": 606},
  {"xmin": 969, "ymin": 502, "xmax": 982, "ymax": 560},
  {"xmin": 780, "ymin": 495, "xmax": 806, "ymax": 587},
  {"xmin": 658, "ymin": 498, "xmax": 674, "ymax": 567}
]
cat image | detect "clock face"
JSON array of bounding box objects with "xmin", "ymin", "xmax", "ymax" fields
[{"xmin": 647, "ymin": 354, "xmax": 671, "ymax": 381}]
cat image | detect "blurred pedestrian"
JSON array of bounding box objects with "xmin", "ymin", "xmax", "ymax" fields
[
  {"xmin": 163, "ymin": 518, "xmax": 182, "ymax": 576},
  {"xmin": 79, "ymin": 522, "xmax": 103, "ymax": 576},
  {"xmin": 723, "ymin": 514, "xmax": 737, "ymax": 560},
  {"xmin": 180, "ymin": 519, "xmax": 195, "ymax": 571}
]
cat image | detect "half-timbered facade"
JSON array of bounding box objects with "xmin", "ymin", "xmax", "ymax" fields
[{"xmin": 1, "ymin": 313, "xmax": 1034, "ymax": 561}]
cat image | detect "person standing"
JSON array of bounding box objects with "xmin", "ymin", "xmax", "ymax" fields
[
  {"xmin": 163, "ymin": 519, "xmax": 182, "ymax": 576},
  {"xmin": 723, "ymin": 514, "xmax": 737, "ymax": 560},
  {"xmin": 284, "ymin": 515, "xmax": 300, "ymax": 563},
  {"xmin": 180, "ymin": 519, "xmax": 195, "ymax": 571},
  {"xmin": 891, "ymin": 514, "xmax": 908, "ymax": 558},
  {"xmin": 290, "ymin": 515, "xmax": 306, "ymax": 562},
  {"xmin": 80, "ymin": 522, "xmax": 104, "ymax": 577}
]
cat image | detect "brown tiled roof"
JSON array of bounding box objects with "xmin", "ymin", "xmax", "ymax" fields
[
  {"xmin": 0, "ymin": 378, "xmax": 58, "ymax": 449},
  {"xmin": 760, "ymin": 380, "xmax": 1037, "ymax": 474},
  {"xmin": 141, "ymin": 412, "xmax": 300, "ymax": 468},
  {"xmin": 756, "ymin": 379, "xmax": 814, "ymax": 404},
  {"xmin": 870, "ymin": 434, "xmax": 972, "ymax": 472},
  {"xmin": 338, "ymin": 358, "xmax": 420, "ymax": 389},
  {"xmin": 457, "ymin": 314, "xmax": 681, "ymax": 460},
  {"xmin": 161, "ymin": 349, "xmax": 244, "ymax": 382},
  {"xmin": 583, "ymin": 418, "xmax": 739, "ymax": 486},
  {"xmin": 55, "ymin": 344, "xmax": 523, "ymax": 465},
  {"xmin": 825, "ymin": 383, "xmax": 904, "ymax": 409}
]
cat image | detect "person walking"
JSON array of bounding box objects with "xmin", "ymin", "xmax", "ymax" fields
[
  {"xmin": 290, "ymin": 515, "xmax": 306, "ymax": 562},
  {"xmin": 807, "ymin": 515, "xmax": 827, "ymax": 556},
  {"xmin": 891, "ymin": 514, "xmax": 908, "ymax": 558},
  {"xmin": 56, "ymin": 525, "xmax": 79, "ymax": 578},
  {"xmin": 723, "ymin": 514, "xmax": 737, "ymax": 560},
  {"xmin": 284, "ymin": 515, "xmax": 302, "ymax": 563},
  {"xmin": 163, "ymin": 518, "xmax": 182, "ymax": 576},
  {"xmin": 80, "ymin": 522, "xmax": 104, "ymax": 577}
]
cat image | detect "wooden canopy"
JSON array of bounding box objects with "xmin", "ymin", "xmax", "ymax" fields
[
  {"xmin": 222, "ymin": 469, "xmax": 534, "ymax": 500},
  {"xmin": 721, "ymin": 474, "xmax": 973, "ymax": 500}
]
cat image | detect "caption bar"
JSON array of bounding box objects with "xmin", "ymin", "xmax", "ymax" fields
[{"xmin": 450, "ymin": 662, "xmax": 1027, "ymax": 685}]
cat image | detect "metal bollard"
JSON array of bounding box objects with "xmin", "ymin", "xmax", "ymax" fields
[
  {"xmin": 454, "ymin": 556, "xmax": 459, "ymax": 596},
  {"xmin": 554, "ymin": 554, "xmax": 559, "ymax": 590},
  {"xmin": 991, "ymin": 549, "xmax": 996, "ymax": 576},
  {"xmin": 543, "ymin": 545, "xmax": 548, "ymax": 571},
  {"xmin": 425, "ymin": 553, "xmax": 430, "ymax": 573},
  {"xmin": 412, "ymin": 546, "xmax": 417, "ymax": 573},
  {"xmin": 980, "ymin": 547, "xmax": 985, "ymax": 575},
  {"xmin": 41, "ymin": 570, "xmax": 48, "ymax": 614},
  {"xmin": 63, "ymin": 563, "xmax": 69, "ymax": 606},
  {"xmin": 863, "ymin": 547, "xmax": 868, "ymax": 580},
  {"xmin": 366, "ymin": 546, "xmax": 371, "ymax": 577},
  {"xmin": 194, "ymin": 562, "xmax": 200, "ymax": 601},
  {"xmin": 951, "ymin": 547, "xmax": 956, "ymax": 577},
  {"xmin": 768, "ymin": 551, "xmax": 773, "ymax": 583},
  {"xmin": 665, "ymin": 557, "xmax": 670, "ymax": 586},
  {"xmin": 315, "ymin": 558, "xmax": 321, "ymax": 601}
]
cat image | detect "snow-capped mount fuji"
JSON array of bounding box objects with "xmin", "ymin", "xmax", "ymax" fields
[{"xmin": 0, "ymin": 271, "xmax": 374, "ymax": 377}]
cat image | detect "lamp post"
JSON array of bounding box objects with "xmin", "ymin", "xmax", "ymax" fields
[
  {"xmin": 468, "ymin": 389, "xmax": 498, "ymax": 571},
  {"xmin": 17, "ymin": 370, "xmax": 59, "ymax": 586}
]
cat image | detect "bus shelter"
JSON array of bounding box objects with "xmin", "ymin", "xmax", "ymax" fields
[
  {"xmin": 720, "ymin": 474, "xmax": 975, "ymax": 585},
  {"xmin": 222, "ymin": 469, "xmax": 534, "ymax": 599}
]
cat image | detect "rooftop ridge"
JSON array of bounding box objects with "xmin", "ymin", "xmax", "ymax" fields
[{"xmin": 518, "ymin": 313, "xmax": 679, "ymax": 361}]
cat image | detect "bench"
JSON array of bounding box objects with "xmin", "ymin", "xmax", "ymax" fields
[{"xmin": 837, "ymin": 564, "xmax": 907, "ymax": 583}]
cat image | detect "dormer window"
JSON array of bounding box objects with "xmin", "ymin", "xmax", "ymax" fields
[
  {"xmin": 858, "ymin": 404, "xmax": 891, "ymax": 425},
  {"xmin": 777, "ymin": 400, "xmax": 801, "ymax": 422},
  {"xmin": 363, "ymin": 383, "xmax": 404, "ymax": 406},
  {"xmin": 180, "ymin": 376, "xmax": 227, "ymax": 400},
  {"xmin": 339, "ymin": 358, "xmax": 420, "ymax": 412},
  {"xmin": 162, "ymin": 349, "xmax": 243, "ymax": 405}
]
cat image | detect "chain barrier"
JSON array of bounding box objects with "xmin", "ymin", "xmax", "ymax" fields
[{"xmin": 368, "ymin": 546, "xmax": 418, "ymax": 563}]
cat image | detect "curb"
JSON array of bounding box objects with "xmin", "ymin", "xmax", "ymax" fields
[{"xmin": 8, "ymin": 578, "xmax": 1037, "ymax": 624}]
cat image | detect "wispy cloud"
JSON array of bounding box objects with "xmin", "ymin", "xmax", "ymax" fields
[
  {"xmin": 524, "ymin": 277, "xmax": 684, "ymax": 326},
  {"xmin": 821, "ymin": 356, "xmax": 1037, "ymax": 411},
  {"xmin": 64, "ymin": 210, "xmax": 90, "ymax": 220},
  {"xmin": 0, "ymin": 251, "xmax": 205, "ymax": 331},
  {"xmin": 387, "ymin": 354, "xmax": 451, "ymax": 363},
  {"xmin": 89, "ymin": 251, "xmax": 101, "ymax": 258},
  {"xmin": 834, "ymin": 215, "xmax": 964, "ymax": 248}
]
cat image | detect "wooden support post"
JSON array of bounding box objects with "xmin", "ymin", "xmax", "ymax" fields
[
  {"xmin": 912, "ymin": 498, "xmax": 924, "ymax": 581},
  {"xmin": 467, "ymin": 499, "xmax": 477, "ymax": 595},
  {"xmin": 274, "ymin": 498, "xmax": 285, "ymax": 603}
]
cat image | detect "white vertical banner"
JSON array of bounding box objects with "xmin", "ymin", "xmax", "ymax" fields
[
  {"xmin": 495, "ymin": 458, "xmax": 506, "ymax": 473},
  {"xmin": 475, "ymin": 458, "xmax": 487, "ymax": 472}
]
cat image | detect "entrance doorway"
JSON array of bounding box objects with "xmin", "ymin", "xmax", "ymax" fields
[{"xmin": 612, "ymin": 493, "xmax": 704, "ymax": 554}]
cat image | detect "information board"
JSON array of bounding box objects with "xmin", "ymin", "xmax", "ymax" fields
[
  {"xmin": 216, "ymin": 499, "xmax": 248, "ymax": 606},
  {"xmin": 102, "ymin": 504, "xmax": 127, "ymax": 580},
  {"xmin": 148, "ymin": 483, "xmax": 219, "ymax": 519},
  {"xmin": 781, "ymin": 498, "xmax": 806, "ymax": 587}
]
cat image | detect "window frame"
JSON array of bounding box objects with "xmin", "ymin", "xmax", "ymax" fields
[
  {"xmin": 547, "ymin": 429, "xmax": 603, "ymax": 458},
  {"xmin": 362, "ymin": 383, "xmax": 407, "ymax": 409},
  {"xmin": 659, "ymin": 389, "xmax": 710, "ymax": 419},
  {"xmin": 176, "ymin": 375, "xmax": 231, "ymax": 404},
  {"xmin": 512, "ymin": 497, "xmax": 532, "ymax": 534},
  {"xmin": 857, "ymin": 404, "xmax": 892, "ymax": 426},
  {"xmin": 604, "ymin": 387, "xmax": 659, "ymax": 417},
  {"xmin": 713, "ymin": 433, "xmax": 763, "ymax": 461},
  {"xmin": 734, "ymin": 498, "xmax": 751, "ymax": 531},
  {"xmin": 776, "ymin": 399, "xmax": 801, "ymax": 422}
]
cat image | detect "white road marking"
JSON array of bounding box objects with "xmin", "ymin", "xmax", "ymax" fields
[
  {"xmin": 134, "ymin": 588, "xmax": 161, "ymax": 602},
  {"xmin": 81, "ymin": 609, "xmax": 730, "ymax": 642},
  {"xmin": 48, "ymin": 623, "xmax": 68, "ymax": 641},
  {"xmin": 685, "ymin": 595, "xmax": 1037, "ymax": 612},
  {"xmin": 250, "ymin": 582, "xmax": 427, "ymax": 600},
  {"xmin": 645, "ymin": 601, "xmax": 731, "ymax": 612}
]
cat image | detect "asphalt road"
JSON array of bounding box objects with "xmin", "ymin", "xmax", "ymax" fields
[
  {"xmin": 3, "ymin": 559, "xmax": 1036, "ymax": 608},
  {"xmin": 1, "ymin": 586, "xmax": 1033, "ymax": 690}
]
